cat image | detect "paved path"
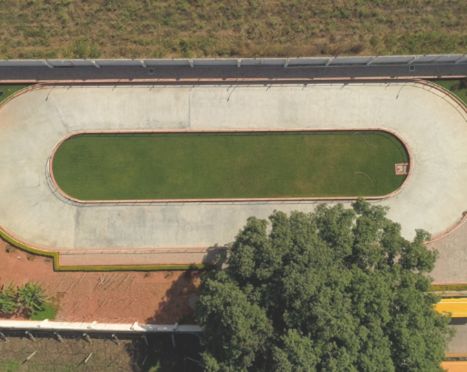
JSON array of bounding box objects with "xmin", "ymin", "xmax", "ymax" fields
[
  {"xmin": 448, "ymin": 320, "xmax": 467, "ymax": 354},
  {"xmin": 0, "ymin": 82, "xmax": 466, "ymax": 265},
  {"xmin": 430, "ymin": 219, "xmax": 467, "ymax": 284}
]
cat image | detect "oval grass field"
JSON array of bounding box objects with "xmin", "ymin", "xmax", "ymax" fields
[{"xmin": 51, "ymin": 130, "xmax": 408, "ymax": 201}]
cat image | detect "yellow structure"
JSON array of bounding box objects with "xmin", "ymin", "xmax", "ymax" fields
[
  {"xmin": 441, "ymin": 361, "xmax": 467, "ymax": 371},
  {"xmin": 436, "ymin": 298, "xmax": 467, "ymax": 318}
]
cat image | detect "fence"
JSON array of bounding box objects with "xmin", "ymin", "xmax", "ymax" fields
[
  {"xmin": 0, "ymin": 54, "xmax": 466, "ymax": 82},
  {"xmin": 0, "ymin": 54, "xmax": 466, "ymax": 69}
]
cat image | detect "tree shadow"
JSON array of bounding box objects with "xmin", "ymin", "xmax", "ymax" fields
[
  {"xmin": 203, "ymin": 245, "xmax": 228, "ymax": 268},
  {"xmin": 146, "ymin": 245, "xmax": 227, "ymax": 324},
  {"xmin": 125, "ymin": 269, "xmax": 203, "ymax": 371},
  {"xmin": 126, "ymin": 333, "xmax": 202, "ymax": 372},
  {"xmin": 146, "ymin": 270, "xmax": 199, "ymax": 324},
  {"xmin": 124, "ymin": 245, "xmax": 227, "ymax": 371}
]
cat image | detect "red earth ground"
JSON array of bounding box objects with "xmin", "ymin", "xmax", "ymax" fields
[{"xmin": 0, "ymin": 240, "xmax": 199, "ymax": 324}]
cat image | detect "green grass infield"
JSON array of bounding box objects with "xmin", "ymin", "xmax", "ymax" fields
[{"xmin": 52, "ymin": 130, "xmax": 409, "ymax": 201}]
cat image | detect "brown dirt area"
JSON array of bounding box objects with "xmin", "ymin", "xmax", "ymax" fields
[{"xmin": 0, "ymin": 240, "xmax": 199, "ymax": 324}]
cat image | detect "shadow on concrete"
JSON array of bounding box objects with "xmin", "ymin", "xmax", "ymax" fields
[
  {"xmin": 450, "ymin": 318, "xmax": 467, "ymax": 326},
  {"xmin": 202, "ymin": 245, "xmax": 228, "ymax": 268}
]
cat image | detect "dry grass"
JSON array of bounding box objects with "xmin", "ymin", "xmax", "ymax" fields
[
  {"xmin": 0, "ymin": 333, "xmax": 202, "ymax": 371},
  {"xmin": 432, "ymin": 284, "xmax": 467, "ymax": 292},
  {"xmin": 0, "ymin": 0, "xmax": 465, "ymax": 59}
]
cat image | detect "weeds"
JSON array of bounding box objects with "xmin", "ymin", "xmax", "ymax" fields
[
  {"xmin": 0, "ymin": 282, "xmax": 53, "ymax": 319},
  {"xmin": 0, "ymin": 0, "xmax": 464, "ymax": 58}
]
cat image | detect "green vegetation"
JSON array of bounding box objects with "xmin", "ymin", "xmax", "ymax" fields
[
  {"xmin": 0, "ymin": 285, "xmax": 17, "ymax": 315},
  {"xmin": 432, "ymin": 283, "xmax": 467, "ymax": 292},
  {"xmin": 0, "ymin": 360, "xmax": 20, "ymax": 372},
  {"xmin": 30, "ymin": 302, "xmax": 58, "ymax": 321},
  {"xmin": 0, "ymin": 1, "xmax": 465, "ymax": 58},
  {"xmin": 434, "ymin": 79, "xmax": 467, "ymax": 106},
  {"xmin": 196, "ymin": 200, "xmax": 451, "ymax": 371},
  {"xmin": 0, "ymin": 282, "xmax": 54, "ymax": 319},
  {"xmin": 0, "ymin": 85, "xmax": 29, "ymax": 104},
  {"xmin": 17, "ymin": 283, "xmax": 46, "ymax": 316},
  {"xmin": 52, "ymin": 131, "xmax": 408, "ymax": 200}
]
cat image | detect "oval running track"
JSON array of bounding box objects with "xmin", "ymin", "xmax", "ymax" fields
[{"xmin": 0, "ymin": 82, "xmax": 465, "ymax": 266}]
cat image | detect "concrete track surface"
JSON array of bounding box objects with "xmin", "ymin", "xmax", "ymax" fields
[{"xmin": 0, "ymin": 82, "xmax": 466, "ymax": 266}]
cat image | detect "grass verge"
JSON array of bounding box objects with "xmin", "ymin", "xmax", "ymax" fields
[
  {"xmin": 0, "ymin": 85, "xmax": 30, "ymax": 104},
  {"xmin": 432, "ymin": 284, "xmax": 467, "ymax": 292},
  {"xmin": 433, "ymin": 79, "xmax": 467, "ymax": 106}
]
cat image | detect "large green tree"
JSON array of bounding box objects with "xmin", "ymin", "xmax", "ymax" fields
[{"xmin": 197, "ymin": 200, "xmax": 451, "ymax": 371}]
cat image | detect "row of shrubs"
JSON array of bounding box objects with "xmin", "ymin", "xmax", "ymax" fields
[{"xmin": 0, "ymin": 282, "xmax": 46, "ymax": 317}]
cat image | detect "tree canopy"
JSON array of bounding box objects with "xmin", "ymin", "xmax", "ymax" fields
[{"xmin": 196, "ymin": 200, "xmax": 451, "ymax": 371}]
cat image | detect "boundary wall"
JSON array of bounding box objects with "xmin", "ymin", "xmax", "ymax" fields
[
  {"xmin": 0, "ymin": 319, "xmax": 201, "ymax": 334},
  {"xmin": 0, "ymin": 54, "xmax": 466, "ymax": 83},
  {"xmin": 0, "ymin": 54, "xmax": 466, "ymax": 69}
]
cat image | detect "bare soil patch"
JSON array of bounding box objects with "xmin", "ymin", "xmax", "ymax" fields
[{"xmin": 0, "ymin": 241, "xmax": 199, "ymax": 324}]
